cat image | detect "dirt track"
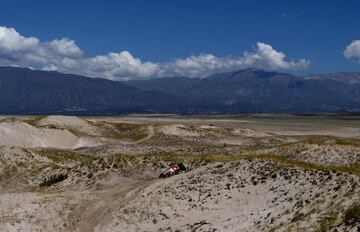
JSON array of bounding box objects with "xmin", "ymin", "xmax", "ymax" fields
[{"xmin": 73, "ymin": 178, "xmax": 158, "ymax": 232}]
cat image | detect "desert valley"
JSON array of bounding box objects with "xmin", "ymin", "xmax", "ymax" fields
[{"xmin": 0, "ymin": 115, "xmax": 359, "ymax": 232}]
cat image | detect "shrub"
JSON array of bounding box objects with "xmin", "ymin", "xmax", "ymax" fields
[
  {"xmin": 39, "ymin": 173, "xmax": 68, "ymax": 187},
  {"xmin": 344, "ymin": 203, "xmax": 360, "ymax": 225}
]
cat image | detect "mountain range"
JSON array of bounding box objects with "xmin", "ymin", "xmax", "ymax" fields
[
  {"xmin": 1, "ymin": 66, "xmax": 360, "ymax": 115},
  {"xmin": 128, "ymin": 69, "xmax": 360, "ymax": 114},
  {"xmin": 0, "ymin": 66, "xmax": 184, "ymax": 115}
]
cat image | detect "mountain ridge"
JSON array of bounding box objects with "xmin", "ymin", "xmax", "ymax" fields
[
  {"xmin": 0, "ymin": 66, "xmax": 185, "ymax": 115},
  {"xmin": 127, "ymin": 69, "xmax": 360, "ymax": 113},
  {"xmin": 1, "ymin": 66, "xmax": 360, "ymax": 114}
]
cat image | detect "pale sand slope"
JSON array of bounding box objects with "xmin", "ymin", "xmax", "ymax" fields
[
  {"xmin": 0, "ymin": 121, "xmax": 79, "ymax": 149},
  {"xmin": 100, "ymin": 161, "xmax": 360, "ymax": 232},
  {"xmin": 36, "ymin": 115, "xmax": 100, "ymax": 136},
  {"xmin": 232, "ymin": 128, "xmax": 271, "ymax": 137},
  {"xmin": 0, "ymin": 120, "xmax": 101, "ymax": 149},
  {"xmin": 159, "ymin": 124, "xmax": 199, "ymax": 137},
  {"xmin": 0, "ymin": 116, "xmax": 154, "ymax": 149},
  {"xmin": 1, "ymin": 159, "xmax": 358, "ymax": 232}
]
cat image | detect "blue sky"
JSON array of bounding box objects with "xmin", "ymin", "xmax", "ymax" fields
[{"xmin": 1, "ymin": 0, "xmax": 360, "ymax": 80}]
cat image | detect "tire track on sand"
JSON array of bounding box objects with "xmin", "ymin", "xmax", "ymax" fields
[{"xmin": 69, "ymin": 178, "xmax": 158, "ymax": 232}]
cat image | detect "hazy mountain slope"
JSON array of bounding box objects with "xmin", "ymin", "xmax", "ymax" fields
[
  {"xmin": 0, "ymin": 66, "xmax": 183, "ymax": 114},
  {"xmin": 1, "ymin": 66, "xmax": 360, "ymax": 114},
  {"xmin": 126, "ymin": 69, "xmax": 360, "ymax": 113},
  {"xmin": 127, "ymin": 76, "xmax": 201, "ymax": 97}
]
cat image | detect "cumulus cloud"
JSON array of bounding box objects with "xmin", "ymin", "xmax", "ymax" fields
[
  {"xmin": 45, "ymin": 51, "xmax": 161, "ymax": 81},
  {"xmin": 164, "ymin": 42, "xmax": 309, "ymax": 77},
  {"xmin": 0, "ymin": 27, "xmax": 83, "ymax": 66},
  {"xmin": 344, "ymin": 40, "xmax": 360, "ymax": 62},
  {"xmin": 0, "ymin": 26, "xmax": 309, "ymax": 80},
  {"xmin": 46, "ymin": 38, "xmax": 83, "ymax": 58}
]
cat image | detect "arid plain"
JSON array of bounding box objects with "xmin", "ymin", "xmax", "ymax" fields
[{"xmin": 0, "ymin": 115, "xmax": 359, "ymax": 232}]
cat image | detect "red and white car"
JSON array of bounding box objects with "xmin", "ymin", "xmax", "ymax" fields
[{"xmin": 159, "ymin": 163, "xmax": 186, "ymax": 178}]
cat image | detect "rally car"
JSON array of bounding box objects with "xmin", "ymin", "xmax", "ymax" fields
[{"xmin": 159, "ymin": 163, "xmax": 186, "ymax": 178}]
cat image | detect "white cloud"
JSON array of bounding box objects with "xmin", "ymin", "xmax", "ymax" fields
[
  {"xmin": 0, "ymin": 26, "xmax": 39, "ymax": 52},
  {"xmin": 0, "ymin": 26, "xmax": 84, "ymax": 68},
  {"xmin": 79, "ymin": 51, "xmax": 161, "ymax": 80},
  {"xmin": 0, "ymin": 26, "xmax": 310, "ymax": 80},
  {"xmin": 163, "ymin": 54, "xmax": 230, "ymax": 77},
  {"xmin": 46, "ymin": 38, "xmax": 83, "ymax": 58},
  {"xmin": 164, "ymin": 42, "xmax": 309, "ymax": 77},
  {"xmin": 344, "ymin": 40, "xmax": 360, "ymax": 61},
  {"xmin": 243, "ymin": 42, "xmax": 309, "ymax": 70},
  {"xmin": 45, "ymin": 51, "xmax": 161, "ymax": 81}
]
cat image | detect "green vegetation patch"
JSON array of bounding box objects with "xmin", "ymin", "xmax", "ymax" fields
[
  {"xmin": 101, "ymin": 122, "xmax": 149, "ymax": 141},
  {"xmin": 142, "ymin": 152, "xmax": 241, "ymax": 168},
  {"xmin": 306, "ymin": 136, "xmax": 360, "ymax": 147},
  {"xmin": 318, "ymin": 212, "xmax": 338, "ymax": 231},
  {"xmin": 39, "ymin": 173, "xmax": 67, "ymax": 187},
  {"xmin": 112, "ymin": 150, "xmax": 360, "ymax": 176},
  {"xmin": 240, "ymin": 152, "xmax": 360, "ymax": 176},
  {"xmin": 0, "ymin": 165, "xmax": 18, "ymax": 182},
  {"xmin": 35, "ymin": 149, "xmax": 95, "ymax": 165},
  {"xmin": 344, "ymin": 203, "xmax": 360, "ymax": 225}
]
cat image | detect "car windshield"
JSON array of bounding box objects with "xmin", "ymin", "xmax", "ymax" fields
[{"xmin": 161, "ymin": 165, "xmax": 170, "ymax": 172}]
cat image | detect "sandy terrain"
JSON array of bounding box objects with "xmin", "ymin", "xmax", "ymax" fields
[
  {"xmin": 0, "ymin": 115, "xmax": 359, "ymax": 232},
  {"xmin": 101, "ymin": 115, "xmax": 360, "ymax": 138},
  {"xmin": 0, "ymin": 121, "xmax": 79, "ymax": 148},
  {"xmin": 159, "ymin": 124, "xmax": 200, "ymax": 137},
  {"xmin": 36, "ymin": 115, "xmax": 101, "ymax": 136}
]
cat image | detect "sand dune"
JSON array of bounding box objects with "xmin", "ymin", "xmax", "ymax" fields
[
  {"xmin": 0, "ymin": 117, "xmax": 106, "ymax": 149},
  {"xmin": 36, "ymin": 115, "xmax": 100, "ymax": 136},
  {"xmin": 159, "ymin": 124, "xmax": 200, "ymax": 137},
  {"xmin": 0, "ymin": 115, "xmax": 359, "ymax": 231},
  {"xmin": 0, "ymin": 121, "xmax": 79, "ymax": 149}
]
